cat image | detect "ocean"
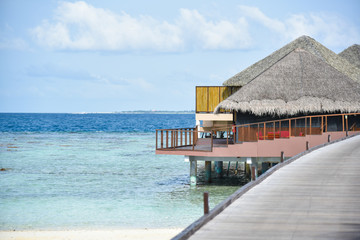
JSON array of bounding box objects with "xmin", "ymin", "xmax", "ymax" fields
[{"xmin": 0, "ymin": 113, "xmax": 243, "ymax": 230}]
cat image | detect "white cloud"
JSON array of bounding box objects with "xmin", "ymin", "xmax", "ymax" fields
[
  {"xmin": 0, "ymin": 37, "xmax": 29, "ymax": 50},
  {"xmin": 238, "ymin": 6, "xmax": 285, "ymax": 33},
  {"xmin": 238, "ymin": 5, "xmax": 360, "ymax": 48},
  {"xmin": 178, "ymin": 9, "xmax": 251, "ymax": 50},
  {"xmin": 31, "ymin": 1, "xmax": 251, "ymax": 51}
]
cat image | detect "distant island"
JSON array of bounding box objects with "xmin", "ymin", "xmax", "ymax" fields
[
  {"xmin": 115, "ymin": 110, "xmax": 195, "ymax": 114},
  {"xmin": 71, "ymin": 110, "xmax": 195, "ymax": 114}
]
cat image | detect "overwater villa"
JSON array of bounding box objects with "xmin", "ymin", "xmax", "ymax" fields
[{"xmin": 156, "ymin": 36, "xmax": 360, "ymax": 185}]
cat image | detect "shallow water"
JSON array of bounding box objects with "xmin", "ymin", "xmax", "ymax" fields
[{"xmin": 0, "ymin": 114, "xmax": 242, "ymax": 230}]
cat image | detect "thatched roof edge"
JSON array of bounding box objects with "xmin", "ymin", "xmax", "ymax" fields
[{"xmin": 215, "ymin": 97, "xmax": 360, "ymax": 116}]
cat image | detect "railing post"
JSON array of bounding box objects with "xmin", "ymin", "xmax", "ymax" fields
[
  {"xmin": 273, "ymin": 121, "xmax": 275, "ymax": 138},
  {"xmin": 211, "ymin": 131, "xmax": 214, "ymax": 151},
  {"xmin": 156, "ymin": 130, "xmax": 158, "ymax": 149},
  {"xmin": 325, "ymin": 116, "xmax": 328, "ymax": 132},
  {"xmin": 161, "ymin": 130, "xmax": 163, "ymax": 148},
  {"xmin": 180, "ymin": 130, "xmax": 183, "ymax": 146},
  {"xmin": 166, "ymin": 131, "xmax": 168, "ymax": 148},
  {"xmin": 192, "ymin": 129, "xmax": 195, "ymax": 151},
  {"xmin": 263, "ymin": 123, "xmax": 266, "ymax": 140},
  {"xmin": 345, "ymin": 115, "xmax": 348, "ymax": 136},
  {"xmin": 289, "ymin": 119, "xmax": 291, "ymax": 137},
  {"xmin": 190, "ymin": 129, "xmax": 192, "ymax": 146},
  {"xmin": 279, "ymin": 121, "xmax": 282, "ymax": 134},
  {"xmin": 226, "ymin": 129, "xmax": 229, "ymax": 146}
]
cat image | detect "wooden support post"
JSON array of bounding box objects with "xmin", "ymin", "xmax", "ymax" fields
[
  {"xmin": 281, "ymin": 151, "xmax": 284, "ymax": 163},
  {"xmin": 306, "ymin": 141, "xmax": 309, "ymax": 150},
  {"xmin": 310, "ymin": 117, "xmax": 312, "ymax": 135},
  {"xmin": 203, "ymin": 192, "xmax": 209, "ymax": 215},
  {"xmin": 251, "ymin": 166, "xmax": 256, "ymax": 181},
  {"xmin": 205, "ymin": 161, "xmax": 211, "ymax": 183}
]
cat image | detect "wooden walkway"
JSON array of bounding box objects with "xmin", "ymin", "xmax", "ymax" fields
[{"xmin": 186, "ymin": 135, "xmax": 360, "ymax": 240}]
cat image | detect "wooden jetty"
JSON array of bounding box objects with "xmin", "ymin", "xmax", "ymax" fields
[{"xmin": 174, "ymin": 134, "xmax": 360, "ymax": 240}]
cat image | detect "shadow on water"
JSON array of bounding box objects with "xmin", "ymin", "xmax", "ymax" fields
[{"xmin": 196, "ymin": 170, "xmax": 250, "ymax": 186}]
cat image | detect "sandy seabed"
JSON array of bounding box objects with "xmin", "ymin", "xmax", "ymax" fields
[{"xmin": 0, "ymin": 228, "xmax": 183, "ymax": 240}]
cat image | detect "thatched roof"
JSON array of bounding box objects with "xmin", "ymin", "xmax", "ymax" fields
[
  {"xmin": 215, "ymin": 48, "xmax": 360, "ymax": 116},
  {"xmin": 339, "ymin": 44, "xmax": 360, "ymax": 69},
  {"xmin": 223, "ymin": 36, "xmax": 360, "ymax": 86}
]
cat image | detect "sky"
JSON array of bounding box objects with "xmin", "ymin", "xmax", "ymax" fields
[{"xmin": 0, "ymin": 0, "xmax": 359, "ymax": 113}]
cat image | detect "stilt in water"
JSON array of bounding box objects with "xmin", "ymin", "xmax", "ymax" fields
[
  {"xmin": 205, "ymin": 161, "xmax": 211, "ymax": 183},
  {"xmin": 215, "ymin": 161, "xmax": 223, "ymax": 178},
  {"xmin": 227, "ymin": 161, "xmax": 231, "ymax": 176},
  {"xmin": 190, "ymin": 159, "xmax": 197, "ymax": 186}
]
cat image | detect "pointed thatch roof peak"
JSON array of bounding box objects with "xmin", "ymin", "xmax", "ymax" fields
[
  {"xmin": 338, "ymin": 44, "xmax": 360, "ymax": 69},
  {"xmin": 216, "ymin": 48, "xmax": 360, "ymax": 116},
  {"xmin": 223, "ymin": 36, "xmax": 360, "ymax": 86}
]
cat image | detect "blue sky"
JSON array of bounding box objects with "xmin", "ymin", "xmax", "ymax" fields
[{"xmin": 1, "ymin": 0, "xmax": 359, "ymax": 113}]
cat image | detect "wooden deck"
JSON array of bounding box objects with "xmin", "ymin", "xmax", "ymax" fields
[{"xmin": 179, "ymin": 134, "xmax": 360, "ymax": 240}]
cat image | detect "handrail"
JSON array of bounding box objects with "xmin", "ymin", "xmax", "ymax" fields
[
  {"xmin": 156, "ymin": 112, "xmax": 360, "ymax": 151},
  {"xmin": 156, "ymin": 128, "xmax": 215, "ymax": 152},
  {"xmin": 229, "ymin": 113, "xmax": 360, "ymax": 130}
]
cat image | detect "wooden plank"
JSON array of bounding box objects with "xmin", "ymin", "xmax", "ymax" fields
[
  {"xmin": 208, "ymin": 87, "xmax": 220, "ymax": 112},
  {"xmin": 196, "ymin": 87, "xmax": 208, "ymax": 113}
]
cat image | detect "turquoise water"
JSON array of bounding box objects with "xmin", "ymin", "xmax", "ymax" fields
[{"xmin": 0, "ymin": 114, "xmax": 241, "ymax": 230}]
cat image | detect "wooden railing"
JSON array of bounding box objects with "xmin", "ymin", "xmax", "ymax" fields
[
  {"xmin": 196, "ymin": 86, "xmax": 240, "ymax": 113},
  {"xmin": 156, "ymin": 128, "xmax": 213, "ymax": 151},
  {"xmin": 156, "ymin": 113, "xmax": 360, "ymax": 151},
  {"xmin": 230, "ymin": 113, "xmax": 360, "ymax": 143}
]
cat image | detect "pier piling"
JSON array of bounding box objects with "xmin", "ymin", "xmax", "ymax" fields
[
  {"xmin": 203, "ymin": 192, "xmax": 209, "ymax": 215},
  {"xmin": 190, "ymin": 160, "xmax": 197, "ymax": 186},
  {"xmin": 205, "ymin": 161, "xmax": 211, "ymax": 183},
  {"xmin": 215, "ymin": 161, "xmax": 223, "ymax": 178}
]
